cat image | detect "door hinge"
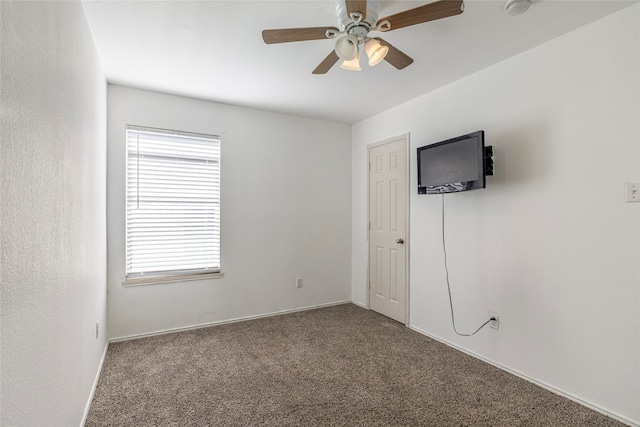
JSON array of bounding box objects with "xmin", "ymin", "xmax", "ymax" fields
[
  {"xmin": 368, "ymin": 221, "xmax": 371, "ymax": 230},
  {"xmin": 368, "ymin": 281, "xmax": 371, "ymax": 289},
  {"xmin": 368, "ymin": 162, "xmax": 371, "ymax": 171}
]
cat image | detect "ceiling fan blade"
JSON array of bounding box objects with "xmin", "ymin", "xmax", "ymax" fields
[
  {"xmin": 346, "ymin": 0, "xmax": 367, "ymax": 20},
  {"xmin": 377, "ymin": 0, "xmax": 464, "ymax": 31},
  {"xmin": 312, "ymin": 50, "xmax": 340, "ymax": 74},
  {"xmin": 374, "ymin": 38, "xmax": 414, "ymax": 70},
  {"xmin": 262, "ymin": 27, "xmax": 339, "ymax": 44}
]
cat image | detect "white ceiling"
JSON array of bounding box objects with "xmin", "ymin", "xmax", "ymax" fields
[{"xmin": 82, "ymin": 0, "xmax": 637, "ymax": 124}]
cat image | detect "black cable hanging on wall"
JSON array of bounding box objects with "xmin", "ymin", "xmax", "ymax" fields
[{"xmin": 441, "ymin": 194, "xmax": 495, "ymax": 336}]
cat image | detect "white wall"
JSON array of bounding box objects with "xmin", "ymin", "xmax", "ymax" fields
[
  {"xmin": 352, "ymin": 5, "xmax": 640, "ymax": 425},
  {"xmin": 107, "ymin": 85, "xmax": 352, "ymax": 339},
  {"xmin": 0, "ymin": 2, "xmax": 107, "ymax": 426}
]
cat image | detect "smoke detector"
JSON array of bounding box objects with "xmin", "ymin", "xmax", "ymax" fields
[{"xmin": 504, "ymin": 0, "xmax": 531, "ymax": 16}]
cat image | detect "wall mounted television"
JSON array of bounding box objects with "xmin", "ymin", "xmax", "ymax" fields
[{"xmin": 417, "ymin": 130, "xmax": 493, "ymax": 194}]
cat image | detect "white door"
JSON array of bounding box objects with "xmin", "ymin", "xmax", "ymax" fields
[{"xmin": 368, "ymin": 135, "xmax": 408, "ymax": 324}]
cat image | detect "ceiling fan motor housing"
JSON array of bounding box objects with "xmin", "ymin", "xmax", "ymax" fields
[
  {"xmin": 335, "ymin": 0, "xmax": 380, "ymax": 30},
  {"xmin": 350, "ymin": 25, "xmax": 369, "ymax": 40}
]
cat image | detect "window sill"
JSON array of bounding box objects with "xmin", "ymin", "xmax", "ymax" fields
[{"xmin": 122, "ymin": 272, "xmax": 224, "ymax": 287}]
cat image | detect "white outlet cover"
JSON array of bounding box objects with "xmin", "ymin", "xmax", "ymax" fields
[{"xmin": 489, "ymin": 312, "xmax": 499, "ymax": 330}]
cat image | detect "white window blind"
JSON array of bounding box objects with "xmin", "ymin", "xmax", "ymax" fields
[{"xmin": 126, "ymin": 125, "xmax": 220, "ymax": 278}]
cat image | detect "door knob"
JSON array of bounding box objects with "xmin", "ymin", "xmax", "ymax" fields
[{"xmin": 396, "ymin": 238, "xmax": 404, "ymax": 244}]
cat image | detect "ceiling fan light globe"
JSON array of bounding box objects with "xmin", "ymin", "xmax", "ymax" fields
[
  {"xmin": 335, "ymin": 35, "xmax": 359, "ymax": 61},
  {"xmin": 340, "ymin": 53, "xmax": 362, "ymax": 71},
  {"xmin": 365, "ymin": 39, "xmax": 389, "ymax": 66}
]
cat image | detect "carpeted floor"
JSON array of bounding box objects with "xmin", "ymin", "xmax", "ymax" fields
[{"xmin": 86, "ymin": 303, "xmax": 623, "ymax": 426}]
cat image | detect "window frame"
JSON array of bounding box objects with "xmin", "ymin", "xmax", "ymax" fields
[{"xmin": 122, "ymin": 125, "xmax": 222, "ymax": 286}]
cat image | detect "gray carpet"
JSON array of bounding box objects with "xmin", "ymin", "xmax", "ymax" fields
[{"xmin": 86, "ymin": 304, "xmax": 622, "ymax": 426}]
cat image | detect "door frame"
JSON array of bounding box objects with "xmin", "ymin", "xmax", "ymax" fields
[{"xmin": 366, "ymin": 133, "xmax": 410, "ymax": 326}]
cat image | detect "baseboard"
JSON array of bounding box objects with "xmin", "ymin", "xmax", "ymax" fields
[
  {"xmin": 80, "ymin": 340, "xmax": 109, "ymax": 427},
  {"xmin": 110, "ymin": 300, "xmax": 352, "ymax": 343},
  {"xmin": 350, "ymin": 300, "xmax": 367, "ymax": 309},
  {"xmin": 408, "ymin": 325, "xmax": 638, "ymax": 427}
]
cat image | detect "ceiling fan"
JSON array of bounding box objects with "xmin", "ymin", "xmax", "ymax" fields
[{"xmin": 262, "ymin": 0, "xmax": 464, "ymax": 74}]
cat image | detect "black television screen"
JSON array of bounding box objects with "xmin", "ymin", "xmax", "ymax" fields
[{"xmin": 417, "ymin": 130, "xmax": 487, "ymax": 194}]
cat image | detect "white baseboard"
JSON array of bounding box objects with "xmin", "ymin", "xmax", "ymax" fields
[
  {"xmin": 408, "ymin": 325, "xmax": 638, "ymax": 427},
  {"xmin": 109, "ymin": 300, "xmax": 352, "ymax": 343},
  {"xmin": 80, "ymin": 341, "xmax": 109, "ymax": 427},
  {"xmin": 350, "ymin": 300, "xmax": 367, "ymax": 309}
]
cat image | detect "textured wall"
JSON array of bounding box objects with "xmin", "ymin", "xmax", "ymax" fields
[
  {"xmin": 352, "ymin": 4, "xmax": 640, "ymax": 425},
  {"xmin": 0, "ymin": 2, "xmax": 107, "ymax": 425},
  {"xmin": 107, "ymin": 85, "xmax": 352, "ymax": 339}
]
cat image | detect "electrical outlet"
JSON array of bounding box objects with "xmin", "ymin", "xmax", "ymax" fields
[
  {"xmin": 489, "ymin": 312, "xmax": 499, "ymax": 330},
  {"xmin": 296, "ymin": 277, "xmax": 303, "ymax": 288},
  {"xmin": 625, "ymin": 182, "xmax": 640, "ymax": 202},
  {"xmin": 95, "ymin": 321, "xmax": 100, "ymax": 339}
]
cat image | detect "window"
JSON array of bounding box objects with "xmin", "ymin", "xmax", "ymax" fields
[{"xmin": 125, "ymin": 125, "xmax": 220, "ymax": 282}]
